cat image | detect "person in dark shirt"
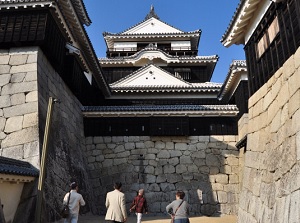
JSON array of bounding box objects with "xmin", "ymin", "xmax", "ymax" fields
[{"xmin": 129, "ymin": 189, "xmax": 148, "ymax": 223}]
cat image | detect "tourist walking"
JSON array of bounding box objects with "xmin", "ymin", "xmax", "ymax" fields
[
  {"xmin": 129, "ymin": 189, "xmax": 148, "ymax": 223},
  {"xmin": 105, "ymin": 182, "xmax": 127, "ymax": 223},
  {"xmin": 166, "ymin": 190, "xmax": 190, "ymax": 223},
  {"xmin": 62, "ymin": 182, "xmax": 86, "ymax": 223}
]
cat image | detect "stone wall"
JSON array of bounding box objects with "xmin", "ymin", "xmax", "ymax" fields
[
  {"xmin": 0, "ymin": 47, "xmax": 39, "ymax": 223},
  {"xmin": 85, "ymin": 135, "xmax": 240, "ymax": 216},
  {"xmin": 237, "ymin": 47, "xmax": 300, "ymax": 223},
  {"xmin": 0, "ymin": 47, "xmax": 39, "ymax": 167},
  {"xmin": 0, "ymin": 47, "xmax": 95, "ymax": 222},
  {"xmin": 36, "ymin": 48, "xmax": 95, "ymax": 222}
]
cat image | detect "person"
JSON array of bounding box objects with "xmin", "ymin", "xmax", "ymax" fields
[
  {"xmin": 62, "ymin": 182, "xmax": 85, "ymax": 223},
  {"xmin": 166, "ymin": 190, "xmax": 189, "ymax": 223},
  {"xmin": 129, "ymin": 189, "xmax": 148, "ymax": 223},
  {"xmin": 105, "ymin": 182, "xmax": 127, "ymax": 223}
]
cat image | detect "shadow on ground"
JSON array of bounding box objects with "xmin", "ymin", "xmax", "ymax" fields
[{"xmin": 77, "ymin": 214, "xmax": 237, "ymax": 223}]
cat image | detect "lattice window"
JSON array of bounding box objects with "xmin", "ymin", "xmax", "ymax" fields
[{"xmin": 256, "ymin": 16, "xmax": 279, "ymax": 58}]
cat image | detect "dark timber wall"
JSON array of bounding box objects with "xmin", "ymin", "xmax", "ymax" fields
[{"xmin": 244, "ymin": 0, "xmax": 300, "ymax": 95}]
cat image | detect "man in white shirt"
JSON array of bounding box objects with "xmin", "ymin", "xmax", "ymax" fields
[{"xmin": 63, "ymin": 182, "xmax": 85, "ymax": 223}]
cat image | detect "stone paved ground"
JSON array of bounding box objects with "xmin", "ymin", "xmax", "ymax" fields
[{"xmin": 77, "ymin": 214, "xmax": 237, "ymax": 223}]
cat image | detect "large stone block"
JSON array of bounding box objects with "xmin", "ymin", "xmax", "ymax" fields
[
  {"xmin": 23, "ymin": 141, "xmax": 39, "ymax": 158},
  {"xmin": 0, "ymin": 55, "xmax": 9, "ymax": 64},
  {"xmin": 1, "ymin": 145, "xmax": 23, "ymax": 159},
  {"xmin": 164, "ymin": 164, "xmax": 175, "ymax": 174},
  {"xmin": 175, "ymin": 164, "xmax": 187, "ymax": 174},
  {"xmin": 0, "ymin": 95, "xmax": 11, "ymax": 108},
  {"xmin": 0, "ymin": 74, "xmax": 11, "ymax": 87},
  {"xmin": 157, "ymin": 150, "xmax": 170, "ymax": 159},
  {"xmin": 0, "ymin": 117, "xmax": 5, "ymax": 131},
  {"xmin": 165, "ymin": 141, "xmax": 174, "ymax": 150},
  {"xmin": 144, "ymin": 141, "xmax": 154, "ymax": 148},
  {"xmin": 206, "ymin": 154, "xmax": 220, "ymax": 167},
  {"xmin": 283, "ymin": 54, "xmax": 295, "ymax": 78},
  {"xmin": 180, "ymin": 155, "xmax": 193, "ymax": 164},
  {"xmin": 155, "ymin": 141, "xmax": 165, "ymax": 149},
  {"xmin": 1, "ymin": 126, "xmax": 38, "ymax": 148},
  {"xmin": 113, "ymin": 158, "xmax": 127, "ymax": 165},
  {"xmin": 1, "ymin": 82, "xmax": 37, "ymax": 95},
  {"xmin": 193, "ymin": 150, "xmax": 206, "ymax": 158},
  {"xmin": 278, "ymin": 82, "xmax": 290, "ymax": 110},
  {"xmin": 148, "ymin": 183, "xmax": 160, "ymax": 192},
  {"xmin": 0, "ymin": 65, "xmax": 11, "ymax": 74},
  {"xmin": 175, "ymin": 142, "xmax": 188, "ymax": 150},
  {"xmin": 27, "ymin": 54, "xmax": 37, "ymax": 64},
  {"xmin": 187, "ymin": 164, "xmax": 198, "ymax": 173},
  {"xmin": 10, "ymin": 63, "xmax": 37, "ymax": 74},
  {"xmin": 144, "ymin": 166, "xmax": 154, "ymax": 174},
  {"xmin": 11, "ymin": 72, "xmax": 26, "ymax": 83},
  {"xmin": 217, "ymin": 191, "xmax": 227, "ymax": 203},
  {"xmin": 3, "ymin": 102, "xmax": 37, "ymax": 117},
  {"xmin": 25, "ymin": 91, "xmax": 38, "ymax": 102},
  {"xmin": 279, "ymin": 136, "xmax": 296, "ymax": 175},
  {"xmin": 288, "ymin": 190, "xmax": 300, "ymax": 223},
  {"xmin": 288, "ymin": 68, "xmax": 300, "ymax": 98},
  {"xmin": 11, "ymin": 93, "xmax": 25, "ymax": 105},
  {"xmin": 215, "ymin": 174, "xmax": 228, "ymax": 184},
  {"xmin": 4, "ymin": 116, "xmax": 23, "ymax": 133},
  {"xmin": 125, "ymin": 142, "xmax": 135, "ymax": 150}
]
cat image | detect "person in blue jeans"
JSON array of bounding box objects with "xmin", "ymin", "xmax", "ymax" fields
[
  {"xmin": 166, "ymin": 190, "xmax": 190, "ymax": 223},
  {"xmin": 63, "ymin": 182, "xmax": 86, "ymax": 223}
]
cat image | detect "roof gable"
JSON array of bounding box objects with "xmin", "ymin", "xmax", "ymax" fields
[
  {"xmin": 110, "ymin": 64, "xmax": 189, "ymax": 87},
  {"xmin": 123, "ymin": 17, "xmax": 183, "ymax": 34}
]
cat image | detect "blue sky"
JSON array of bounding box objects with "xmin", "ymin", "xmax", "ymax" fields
[{"xmin": 84, "ymin": 0, "xmax": 245, "ymax": 83}]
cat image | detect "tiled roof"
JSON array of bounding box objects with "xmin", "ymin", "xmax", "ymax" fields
[
  {"xmin": 114, "ymin": 5, "xmax": 185, "ymax": 35},
  {"xmin": 109, "ymin": 63, "xmax": 188, "ymax": 86},
  {"xmin": 103, "ymin": 30, "xmax": 200, "ymax": 37},
  {"xmin": 0, "ymin": 156, "xmax": 39, "ymax": 177},
  {"xmin": 70, "ymin": 0, "xmax": 92, "ymax": 26},
  {"xmin": 221, "ymin": 0, "xmax": 263, "ymax": 46},
  {"xmin": 111, "ymin": 83, "xmax": 222, "ymax": 93},
  {"xmin": 218, "ymin": 60, "xmax": 247, "ymax": 100},
  {"xmin": 0, "ymin": 0, "xmax": 91, "ymax": 25},
  {"xmin": 99, "ymin": 46, "xmax": 217, "ymax": 64},
  {"xmin": 54, "ymin": 1, "xmax": 111, "ymax": 96},
  {"xmin": 145, "ymin": 5, "xmax": 160, "ymax": 20},
  {"xmin": 0, "ymin": 0, "xmax": 111, "ymax": 97},
  {"xmin": 83, "ymin": 105, "xmax": 238, "ymax": 112},
  {"xmin": 108, "ymin": 63, "xmax": 221, "ymax": 93},
  {"xmin": 82, "ymin": 104, "xmax": 239, "ymax": 117}
]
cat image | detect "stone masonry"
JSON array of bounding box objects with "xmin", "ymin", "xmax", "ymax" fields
[
  {"xmin": 237, "ymin": 47, "xmax": 300, "ymax": 222},
  {"xmin": 0, "ymin": 47, "xmax": 39, "ymax": 167},
  {"xmin": 36, "ymin": 47, "xmax": 95, "ymax": 222},
  {"xmin": 0, "ymin": 47, "xmax": 95, "ymax": 222},
  {"xmin": 85, "ymin": 135, "xmax": 240, "ymax": 216}
]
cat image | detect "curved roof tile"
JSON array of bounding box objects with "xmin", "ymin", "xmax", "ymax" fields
[{"xmin": 0, "ymin": 156, "xmax": 39, "ymax": 177}]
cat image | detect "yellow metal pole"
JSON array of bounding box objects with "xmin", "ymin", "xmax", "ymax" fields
[{"xmin": 35, "ymin": 97, "xmax": 55, "ymax": 223}]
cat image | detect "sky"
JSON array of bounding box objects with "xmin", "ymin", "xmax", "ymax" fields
[{"xmin": 83, "ymin": 0, "xmax": 245, "ymax": 83}]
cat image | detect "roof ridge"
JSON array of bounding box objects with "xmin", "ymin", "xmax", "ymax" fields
[
  {"xmin": 103, "ymin": 6, "xmax": 185, "ymax": 35},
  {"xmin": 145, "ymin": 5, "xmax": 160, "ymax": 20}
]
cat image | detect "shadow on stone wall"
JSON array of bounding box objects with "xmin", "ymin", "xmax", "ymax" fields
[{"xmin": 86, "ymin": 135, "xmax": 239, "ymax": 217}]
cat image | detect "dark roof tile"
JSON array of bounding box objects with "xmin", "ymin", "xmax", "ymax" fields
[{"xmin": 0, "ymin": 156, "xmax": 39, "ymax": 177}]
